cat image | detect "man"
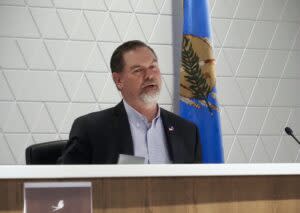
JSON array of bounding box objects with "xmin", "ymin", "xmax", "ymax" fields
[{"xmin": 58, "ymin": 40, "xmax": 201, "ymax": 164}]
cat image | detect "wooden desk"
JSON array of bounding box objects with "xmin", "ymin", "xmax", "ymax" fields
[{"xmin": 1, "ymin": 164, "xmax": 300, "ymax": 213}]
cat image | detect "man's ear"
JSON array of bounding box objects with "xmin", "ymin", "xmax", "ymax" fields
[{"xmin": 112, "ymin": 72, "xmax": 123, "ymax": 91}]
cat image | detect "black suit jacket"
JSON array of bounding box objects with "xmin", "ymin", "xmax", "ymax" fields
[{"xmin": 58, "ymin": 101, "xmax": 202, "ymax": 164}]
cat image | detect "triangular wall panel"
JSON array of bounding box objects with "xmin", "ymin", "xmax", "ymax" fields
[
  {"xmin": 59, "ymin": 10, "xmax": 94, "ymax": 40},
  {"xmin": 46, "ymin": 103, "xmax": 70, "ymax": 132},
  {"xmin": 3, "ymin": 103, "xmax": 28, "ymax": 133},
  {"xmin": 135, "ymin": 0, "xmax": 157, "ymax": 13},
  {"xmin": 0, "ymin": 133, "xmax": 15, "ymax": 164},
  {"xmin": 110, "ymin": 0, "xmax": 133, "ymax": 12},
  {"xmin": 111, "ymin": 12, "xmax": 133, "ymax": 41},
  {"xmin": 0, "ymin": 72, "xmax": 14, "ymax": 100},
  {"xmin": 124, "ymin": 16, "xmax": 147, "ymax": 42},
  {"xmin": 136, "ymin": 14, "xmax": 158, "ymax": 41}
]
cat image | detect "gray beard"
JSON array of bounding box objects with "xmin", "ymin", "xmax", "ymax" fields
[{"xmin": 140, "ymin": 90, "xmax": 160, "ymax": 105}]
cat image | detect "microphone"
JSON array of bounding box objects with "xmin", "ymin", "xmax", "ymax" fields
[{"xmin": 284, "ymin": 127, "xmax": 300, "ymax": 145}]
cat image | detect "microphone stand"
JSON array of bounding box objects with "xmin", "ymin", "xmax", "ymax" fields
[{"xmin": 285, "ymin": 127, "xmax": 300, "ymax": 145}]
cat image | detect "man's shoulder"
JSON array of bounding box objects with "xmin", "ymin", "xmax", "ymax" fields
[
  {"xmin": 160, "ymin": 108, "xmax": 196, "ymax": 127},
  {"xmin": 75, "ymin": 106, "xmax": 116, "ymax": 124}
]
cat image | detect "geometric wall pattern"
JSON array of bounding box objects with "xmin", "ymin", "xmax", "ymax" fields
[
  {"xmin": 212, "ymin": 0, "xmax": 300, "ymax": 163},
  {"xmin": 0, "ymin": 0, "xmax": 299, "ymax": 164}
]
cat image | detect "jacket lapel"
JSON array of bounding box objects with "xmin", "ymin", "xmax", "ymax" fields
[
  {"xmin": 111, "ymin": 103, "xmax": 185, "ymax": 163},
  {"xmin": 161, "ymin": 109, "xmax": 185, "ymax": 163},
  {"xmin": 112, "ymin": 101, "xmax": 134, "ymax": 156}
]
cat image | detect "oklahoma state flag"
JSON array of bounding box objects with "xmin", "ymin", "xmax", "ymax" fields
[{"xmin": 180, "ymin": 0, "xmax": 224, "ymax": 163}]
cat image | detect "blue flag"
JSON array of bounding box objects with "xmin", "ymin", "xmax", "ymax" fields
[{"xmin": 180, "ymin": 0, "xmax": 224, "ymax": 163}]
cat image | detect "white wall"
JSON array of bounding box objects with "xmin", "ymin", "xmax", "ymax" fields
[
  {"xmin": 211, "ymin": 0, "xmax": 300, "ymax": 163},
  {"xmin": 0, "ymin": 0, "xmax": 299, "ymax": 164}
]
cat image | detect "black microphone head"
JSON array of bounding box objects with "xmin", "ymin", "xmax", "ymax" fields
[{"xmin": 285, "ymin": 127, "xmax": 293, "ymax": 135}]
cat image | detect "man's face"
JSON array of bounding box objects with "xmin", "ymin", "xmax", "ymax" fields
[{"xmin": 113, "ymin": 46, "xmax": 162, "ymax": 106}]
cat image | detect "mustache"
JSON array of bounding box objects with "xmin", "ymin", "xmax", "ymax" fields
[{"xmin": 141, "ymin": 80, "xmax": 159, "ymax": 88}]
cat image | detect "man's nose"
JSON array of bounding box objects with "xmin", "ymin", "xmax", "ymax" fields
[{"xmin": 144, "ymin": 67, "xmax": 155, "ymax": 79}]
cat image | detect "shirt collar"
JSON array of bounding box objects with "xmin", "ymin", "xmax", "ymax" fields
[{"xmin": 123, "ymin": 100, "xmax": 160, "ymax": 128}]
